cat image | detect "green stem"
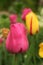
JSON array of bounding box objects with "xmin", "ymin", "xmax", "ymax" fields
[
  {"xmin": 33, "ymin": 35, "xmax": 36, "ymax": 65},
  {"xmin": 33, "ymin": 34, "xmax": 38, "ymax": 65},
  {"xmin": 21, "ymin": 53, "xmax": 25, "ymax": 65},
  {"xmin": 15, "ymin": 54, "xmax": 19, "ymax": 65},
  {"xmin": 12, "ymin": 54, "xmax": 15, "ymax": 65},
  {"xmin": 2, "ymin": 42, "xmax": 5, "ymax": 65},
  {"xmin": 33, "ymin": 55, "xmax": 36, "ymax": 65},
  {"xmin": 0, "ymin": 46, "xmax": 2, "ymax": 65},
  {"xmin": 24, "ymin": 36, "xmax": 35, "ymax": 65}
]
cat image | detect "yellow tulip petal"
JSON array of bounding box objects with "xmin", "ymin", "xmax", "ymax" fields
[
  {"xmin": 26, "ymin": 12, "xmax": 39, "ymax": 35},
  {"xmin": 39, "ymin": 49, "xmax": 43, "ymax": 58},
  {"xmin": 39, "ymin": 48, "xmax": 43, "ymax": 51},
  {"xmin": 32, "ymin": 12, "xmax": 39, "ymax": 34},
  {"xmin": 26, "ymin": 12, "xmax": 32, "ymax": 33},
  {"xmin": 39, "ymin": 42, "xmax": 43, "ymax": 48}
]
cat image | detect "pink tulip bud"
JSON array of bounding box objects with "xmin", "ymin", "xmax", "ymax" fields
[
  {"xmin": 21, "ymin": 8, "xmax": 32, "ymax": 21},
  {"xmin": 9, "ymin": 14, "xmax": 17, "ymax": 24}
]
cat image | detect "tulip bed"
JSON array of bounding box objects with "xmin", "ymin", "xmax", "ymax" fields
[{"xmin": 0, "ymin": 15, "xmax": 43, "ymax": 65}]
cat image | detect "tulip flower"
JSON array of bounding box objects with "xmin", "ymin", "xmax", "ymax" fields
[
  {"xmin": 2, "ymin": 28, "xmax": 9, "ymax": 38},
  {"xmin": 39, "ymin": 42, "xmax": 43, "ymax": 58},
  {"xmin": 6, "ymin": 14, "xmax": 29, "ymax": 53},
  {"xmin": 21, "ymin": 8, "xmax": 39, "ymax": 35}
]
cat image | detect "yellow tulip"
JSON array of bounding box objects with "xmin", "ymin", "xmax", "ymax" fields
[
  {"xmin": 38, "ymin": 42, "xmax": 43, "ymax": 58},
  {"xmin": 26, "ymin": 12, "xmax": 39, "ymax": 35},
  {"xmin": 21, "ymin": 8, "xmax": 39, "ymax": 35}
]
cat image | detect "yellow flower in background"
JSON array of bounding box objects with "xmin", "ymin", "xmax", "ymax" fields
[
  {"xmin": 39, "ymin": 42, "xmax": 43, "ymax": 48},
  {"xmin": 39, "ymin": 48, "xmax": 43, "ymax": 58},
  {"xmin": 1, "ymin": 28, "xmax": 9, "ymax": 38},
  {"xmin": 38, "ymin": 42, "xmax": 43, "ymax": 58},
  {"xmin": 26, "ymin": 12, "xmax": 39, "ymax": 35}
]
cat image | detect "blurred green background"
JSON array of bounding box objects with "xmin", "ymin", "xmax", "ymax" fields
[
  {"xmin": 0, "ymin": 0, "xmax": 43, "ymax": 65},
  {"xmin": 0, "ymin": 0, "xmax": 43, "ymax": 28},
  {"xmin": 0, "ymin": 0, "xmax": 41, "ymax": 13}
]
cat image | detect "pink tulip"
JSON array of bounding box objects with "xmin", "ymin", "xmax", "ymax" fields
[
  {"xmin": 21, "ymin": 8, "xmax": 32, "ymax": 20},
  {"xmin": 6, "ymin": 14, "xmax": 29, "ymax": 53}
]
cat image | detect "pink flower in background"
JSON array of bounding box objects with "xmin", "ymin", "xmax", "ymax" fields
[
  {"xmin": 0, "ymin": 38, "xmax": 3, "ymax": 44},
  {"xmin": 6, "ymin": 14, "xmax": 29, "ymax": 53},
  {"xmin": 9, "ymin": 14, "xmax": 17, "ymax": 24},
  {"xmin": 21, "ymin": 8, "xmax": 32, "ymax": 21}
]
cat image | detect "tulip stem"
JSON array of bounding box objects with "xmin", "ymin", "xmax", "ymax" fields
[
  {"xmin": 0, "ymin": 46, "xmax": 2, "ymax": 65},
  {"xmin": 15, "ymin": 53, "xmax": 25, "ymax": 65},
  {"xmin": 33, "ymin": 35, "xmax": 37, "ymax": 65},
  {"xmin": 12, "ymin": 54, "xmax": 15, "ymax": 65},
  {"xmin": 24, "ymin": 35, "xmax": 37, "ymax": 65},
  {"xmin": 33, "ymin": 55, "xmax": 36, "ymax": 65},
  {"xmin": 21, "ymin": 53, "xmax": 25, "ymax": 65},
  {"xmin": 15, "ymin": 54, "xmax": 18, "ymax": 65}
]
